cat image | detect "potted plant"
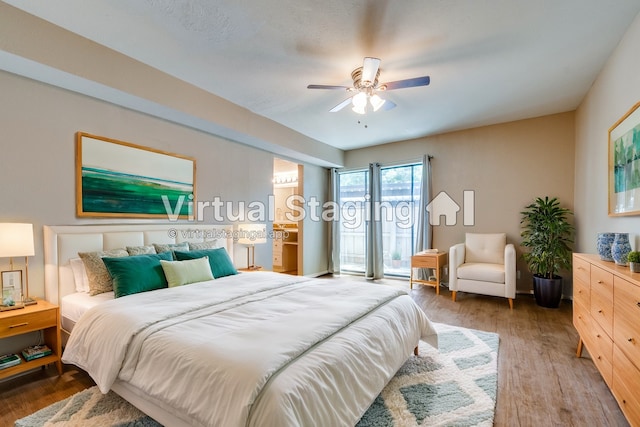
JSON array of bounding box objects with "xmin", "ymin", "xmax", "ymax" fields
[
  {"xmin": 520, "ymin": 196, "xmax": 574, "ymax": 308},
  {"xmin": 391, "ymin": 250, "xmax": 402, "ymax": 268},
  {"xmin": 628, "ymin": 251, "xmax": 640, "ymax": 273}
]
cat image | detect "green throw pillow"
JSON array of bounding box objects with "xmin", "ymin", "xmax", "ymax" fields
[
  {"xmin": 160, "ymin": 256, "xmax": 214, "ymax": 287},
  {"xmin": 103, "ymin": 252, "xmax": 173, "ymax": 298},
  {"xmin": 174, "ymin": 248, "xmax": 238, "ymax": 278}
]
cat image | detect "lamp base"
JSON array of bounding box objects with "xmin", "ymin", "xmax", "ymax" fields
[
  {"xmin": 23, "ymin": 296, "xmax": 37, "ymax": 306},
  {"xmin": 0, "ymin": 303, "xmax": 25, "ymax": 311}
]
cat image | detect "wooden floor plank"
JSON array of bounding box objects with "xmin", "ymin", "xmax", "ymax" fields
[{"xmin": 0, "ymin": 275, "xmax": 629, "ymax": 426}]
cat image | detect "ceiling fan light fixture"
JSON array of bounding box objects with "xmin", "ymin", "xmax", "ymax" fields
[
  {"xmin": 370, "ymin": 94, "xmax": 386, "ymax": 112},
  {"xmin": 352, "ymin": 104, "xmax": 366, "ymax": 115},
  {"xmin": 352, "ymin": 92, "xmax": 367, "ymax": 109}
]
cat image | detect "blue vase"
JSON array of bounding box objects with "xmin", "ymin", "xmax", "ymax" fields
[
  {"xmin": 611, "ymin": 233, "xmax": 631, "ymax": 266},
  {"xmin": 596, "ymin": 232, "xmax": 615, "ymax": 261}
]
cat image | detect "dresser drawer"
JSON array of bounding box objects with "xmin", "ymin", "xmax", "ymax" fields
[
  {"xmin": 573, "ymin": 300, "xmax": 591, "ymax": 340},
  {"xmin": 573, "ymin": 273, "xmax": 590, "ymax": 310},
  {"xmin": 614, "ymin": 276, "xmax": 640, "ymax": 370},
  {"xmin": 573, "ymin": 255, "xmax": 591, "ymax": 288},
  {"xmin": 584, "ymin": 317, "xmax": 613, "ymax": 387},
  {"xmin": 0, "ymin": 308, "xmax": 57, "ymax": 339},
  {"xmin": 273, "ymin": 254, "xmax": 282, "ymax": 266},
  {"xmin": 590, "ymin": 265, "xmax": 614, "ymax": 337},
  {"xmin": 612, "ymin": 346, "xmax": 640, "ymax": 427}
]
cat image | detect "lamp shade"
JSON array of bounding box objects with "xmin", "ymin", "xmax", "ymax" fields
[
  {"xmin": 237, "ymin": 223, "xmax": 267, "ymax": 245},
  {"xmin": 0, "ymin": 223, "xmax": 35, "ymax": 257}
]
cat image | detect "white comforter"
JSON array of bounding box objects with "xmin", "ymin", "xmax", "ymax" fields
[{"xmin": 63, "ymin": 272, "xmax": 437, "ymax": 427}]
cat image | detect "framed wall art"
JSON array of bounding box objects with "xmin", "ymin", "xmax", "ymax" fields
[
  {"xmin": 76, "ymin": 132, "xmax": 196, "ymax": 219},
  {"xmin": 609, "ymin": 101, "xmax": 640, "ymax": 216},
  {"xmin": 2, "ymin": 270, "xmax": 23, "ymax": 306}
]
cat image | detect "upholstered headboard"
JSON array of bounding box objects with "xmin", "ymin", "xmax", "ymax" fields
[{"xmin": 43, "ymin": 224, "xmax": 234, "ymax": 305}]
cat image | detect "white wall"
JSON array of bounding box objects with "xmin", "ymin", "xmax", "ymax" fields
[
  {"xmin": 0, "ymin": 70, "xmax": 330, "ymax": 297},
  {"xmin": 345, "ymin": 112, "xmax": 575, "ymax": 294},
  {"xmin": 575, "ymin": 12, "xmax": 640, "ymax": 253}
]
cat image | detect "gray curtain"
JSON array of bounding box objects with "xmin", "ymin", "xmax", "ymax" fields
[
  {"xmin": 365, "ymin": 162, "xmax": 384, "ymax": 279},
  {"xmin": 328, "ymin": 168, "xmax": 341, "ymax": 274},
  {"xmin": 414, "ymin": 155, "xmax": 433, "ymax": 280}
]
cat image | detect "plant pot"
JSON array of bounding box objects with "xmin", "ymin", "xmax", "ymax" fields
[
  {"xmin": 630, "ymin": 262, "xmax": 640, "ymax": 273},
  {"xmin": 533, "ymin": 274, "xmax": 563, "ymax": 308}
]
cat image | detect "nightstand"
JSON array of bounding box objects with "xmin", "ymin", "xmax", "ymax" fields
[
  {"xmin": 0, "ymin": 300, "xmax": 62, "ymax": 379},
  {"xmin": 410, "ymin": 251, "xmax": 448, "ymax": 294}
]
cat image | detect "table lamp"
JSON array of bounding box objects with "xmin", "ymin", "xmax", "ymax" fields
[
  {"xmin": 0, "ymin": 223, "xmax": 36, "ymax": 305},
  {"xmin": 237, "ymin": 223, "xmax": 267, "ymax": 270}
]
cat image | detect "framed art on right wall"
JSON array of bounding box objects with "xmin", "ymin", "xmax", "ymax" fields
[{"xmin": 609, "ymin": 100, "xmax": 640, "ymax": 216}]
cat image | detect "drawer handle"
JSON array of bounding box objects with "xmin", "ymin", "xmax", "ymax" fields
[
  {"xmin": 9, "ymin": 322, "xmax": 29, "ymax": 328},
  {"xmin": 598, "ymin": 309, "xmax": 603, "ymax": 314},
  {"xmin": 597, "ymin": 356, "xmax": 602, "ymax": 360},
  {"xmin": 597, "ymin": 280, "xmax": 603, "ymax": 284},
  {"xmin": 629, "ymin": 338, "xmax": 635, "ymax": 343},
  {"xmin": 596, "ymin": 334, "xmax": 601, "ymax": 338},
  {"xmin": 637, "ymin": 302, "xmax": 640, "ymax": 308}
]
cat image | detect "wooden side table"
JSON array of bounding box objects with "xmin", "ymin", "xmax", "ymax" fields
[
  {"xmin": 0, "ymin": 299, "xmax": 62, "ymax": 380},
  {"xmin": 410, "ymin": 252, "xmax": 448, "ymax": 294}
]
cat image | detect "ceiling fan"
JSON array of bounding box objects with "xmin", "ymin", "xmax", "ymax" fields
[{"xmin": 307, "ymin": 57, "xmax": 430, "ymax": 114}]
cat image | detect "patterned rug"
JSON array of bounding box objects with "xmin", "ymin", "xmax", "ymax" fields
[{"xmin": 15, "ymin": 323, "xmax": 498, "ymax": 427}]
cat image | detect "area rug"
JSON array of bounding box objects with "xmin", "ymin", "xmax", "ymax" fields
[{"xmin": 15, "ymin": 323, "xmax": 498, "ymax": 427}]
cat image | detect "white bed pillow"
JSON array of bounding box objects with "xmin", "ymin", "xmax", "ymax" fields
[{"xmin": 69, "ymin": 257, "xmax": 90, "ymax": 293}]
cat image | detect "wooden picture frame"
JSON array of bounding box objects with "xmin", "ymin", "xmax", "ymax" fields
[
  {"xmin": 609, "ymin": 101, "xmax": 640, "ymax": 216},
  {"xmin": 76, "ymin": 132, "xmax": 196, "ymax": 219},
  {"xmin": 2, "ymin": 270, "xmax": 23, "ymax": 305}
]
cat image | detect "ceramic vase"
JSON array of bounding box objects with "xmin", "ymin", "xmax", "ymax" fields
[
  {"xmin": 596, "ymin": 232, "xmax": 615, "ymax": 261},
  {"xmin": 611, "ymin": 233, "xmax": 631, "ymax": 266}
]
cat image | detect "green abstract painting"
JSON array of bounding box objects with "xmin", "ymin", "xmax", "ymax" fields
[{"xmin": 77, "ymin": 133, "xmax": 195, "ymax": 219}]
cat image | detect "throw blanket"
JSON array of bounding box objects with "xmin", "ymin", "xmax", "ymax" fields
[{"xmin": 63, "ymin": 272, "xmax": 437, "ymax": 427}]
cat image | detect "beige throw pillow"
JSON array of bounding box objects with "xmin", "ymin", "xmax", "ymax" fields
[{"xmin": 78, "ymin": 248, "xmax": 129, "ymax": 295}]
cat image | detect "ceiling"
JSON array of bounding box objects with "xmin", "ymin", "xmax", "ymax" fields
[{"xmin": 4, "ymin": 0, "xmax": 640, "ymax": 151}]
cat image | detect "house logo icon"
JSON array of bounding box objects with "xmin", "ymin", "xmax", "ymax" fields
[{"xmin": 426, "ymin": 190, "xmax": 475, "ymax": 226}]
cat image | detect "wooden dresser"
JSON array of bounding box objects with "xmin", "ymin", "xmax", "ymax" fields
[{"xmin": 573, "ymin": 253, "xmax": 640, "ymax": 426}]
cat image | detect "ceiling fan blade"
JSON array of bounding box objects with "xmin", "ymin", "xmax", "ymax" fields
[
  {"xmin": 382, "ymin": 76, "xmax": 430, "ymax": 91},
  {"xmin": 329, "ymin": 97, "xmax": 353, "ymax": 112},
  {"xmin": 361, "ymin": 57, "xmax": 381, "ymax": 85},
  {"xmin": 382, "ymin": 99, "xmax": 396, "ymax": 111},
  {"xmin": 307, "ymin": 84, "xmax": 351, "ymax": 90}
]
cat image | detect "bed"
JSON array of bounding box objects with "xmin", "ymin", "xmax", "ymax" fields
[{"xmin": 44, "ymin": 224, "xmax": 438, "ymax": 427}]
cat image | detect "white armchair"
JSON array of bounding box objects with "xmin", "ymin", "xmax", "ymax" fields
[{"xmin": 449, "ymin": 233, "xmax": 516, "ymax": 309}]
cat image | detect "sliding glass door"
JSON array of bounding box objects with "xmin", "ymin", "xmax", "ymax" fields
[
  {"xmin": 337, "ymin": 163, "xmax": 422, "ymax": 277},
  {"xmin": 379, "ymin": 163, "xmax": 422, "ymax": 277}
]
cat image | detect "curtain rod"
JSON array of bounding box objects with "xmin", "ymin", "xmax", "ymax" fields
[{"xmin": 333, "ymin": 155, "xmax": 433, "ymax": 172}]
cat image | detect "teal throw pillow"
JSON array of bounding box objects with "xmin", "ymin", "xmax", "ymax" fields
[
  {"xmin": 174, "ymin": 248, "xmax": 238, "ymax": 278},
  {"xmin": 103, "ymin": 251, "xmax": 173, "ymax": 298}
]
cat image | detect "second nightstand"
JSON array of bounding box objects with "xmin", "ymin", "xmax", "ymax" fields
[{"xmin": 0, "ymin": 299, "xmax": 62, "ymax": 380}]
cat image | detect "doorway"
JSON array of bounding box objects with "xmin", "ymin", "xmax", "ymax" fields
[{"xmin": 273, "ymin": 158, "xmax": 303, "ymax": 275}]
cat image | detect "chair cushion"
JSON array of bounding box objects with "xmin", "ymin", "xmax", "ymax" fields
[
  {"xmin": 457, "ymin": 262, "xmax": 505, "ymax": 284},
  {"xmin": 465, "ymin": 233, "xmax": 506, "ymax": 264}
]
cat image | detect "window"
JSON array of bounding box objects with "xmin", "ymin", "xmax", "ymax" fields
[
  {"xmin": 337, "ymin": 162, "xmax": 422, "ymax": 277},
  {"xmin": 338, "ymin": 170, "xmax": 368, "ymax": 273}
]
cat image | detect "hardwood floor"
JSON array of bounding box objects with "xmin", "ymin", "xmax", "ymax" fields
[{"xmin": 0, "ymin": 276, "xmax": 629, "ymax": 426}]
